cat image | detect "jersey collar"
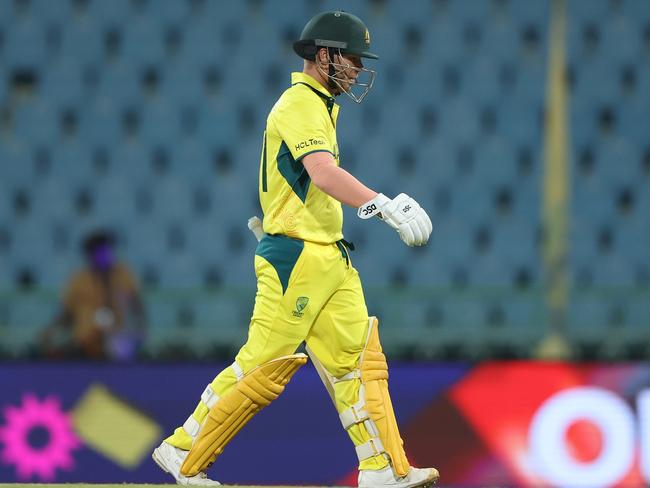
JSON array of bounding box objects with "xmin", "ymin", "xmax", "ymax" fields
[
  {"xmin": 291, "ymin": 72, "xmax": 339, "ymax": 125},
  {"xmin": 291, "ymin": 72, "xmax": 333, "ymax": 99}
]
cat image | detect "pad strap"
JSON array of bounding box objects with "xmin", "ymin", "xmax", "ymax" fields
[
  {"xmin": 340, "ymin": 402, "xmax": 370, "ymax": 429},
  {"xmin": 183, "ymin": 385, "xmax": 221, "ymax": 438},
  {"xmin": 333, "ymin": 370, "xmax": 361, "ymax": 383},
  {"xmin": 201, "ymin": 384, "xmax": 220, "ymax": 408},
  {"xmin": 355, "ymin": 437, "xmax": 386, "ymax": 461},
  {"xmin": 231, "ymin": 361, "xmax": 245, "ymax": 381},
  {"xmin": 183, "ymin": 416, "xmax": 200, "ymax": 437}
]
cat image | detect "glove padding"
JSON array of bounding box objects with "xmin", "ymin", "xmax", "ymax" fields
[{"xmin": 358, "ymin": 193, "xmax": 433, "ymax": 247}]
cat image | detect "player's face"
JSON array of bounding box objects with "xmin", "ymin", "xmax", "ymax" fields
[{"xmin": 333, "ymin": 54, "xmax": 363, "ymax": 92}]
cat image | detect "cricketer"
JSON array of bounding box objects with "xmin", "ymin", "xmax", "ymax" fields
[{"xmin": 152, "ymin": 10, "xmax": 438, "ymax": 488}]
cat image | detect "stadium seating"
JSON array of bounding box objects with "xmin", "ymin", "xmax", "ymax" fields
[{"xmin": 0, "ymin": 0, "xmax": 647, "ymax": 360}]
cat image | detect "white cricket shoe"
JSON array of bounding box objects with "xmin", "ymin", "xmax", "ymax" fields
[
  {"xmin": 152, "ymin": 441, "xmax": 221, "ymax": 486},
  {"xmin": 358, "ymin": 465, "xmax": 439, "ymax": 488}
]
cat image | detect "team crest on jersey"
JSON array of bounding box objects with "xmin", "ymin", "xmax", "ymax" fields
[{"xmin": 293, "ymin": 296, "xmax": 310, "ymax": 318}]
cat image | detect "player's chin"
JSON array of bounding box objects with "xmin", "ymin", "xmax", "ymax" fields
[{"xmin": 340, "ymin": 80, "xmax": 354, "ymax": 92}]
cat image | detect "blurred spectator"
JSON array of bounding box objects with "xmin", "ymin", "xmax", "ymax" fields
[{"xmin": 41, "ymin": 230, "xmax": 146, "ymax": 360}]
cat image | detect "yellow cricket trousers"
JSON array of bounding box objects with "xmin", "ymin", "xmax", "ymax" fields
[{"xmin": 166, "ymin": 234, "xmax": 388, "ymax": 470}]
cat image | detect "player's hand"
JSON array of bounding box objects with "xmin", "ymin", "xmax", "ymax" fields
[{"xmin": 357, "ymin": 193, "xmax": 433, "ymax": 246}]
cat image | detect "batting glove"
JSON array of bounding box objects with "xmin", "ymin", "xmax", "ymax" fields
[{"xmin": 358, "ymin": 193, "xmax": 433, "ymax": 247}]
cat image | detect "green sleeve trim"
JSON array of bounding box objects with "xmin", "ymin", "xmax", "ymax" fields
[{"xmin": 296, "ymin": 149, "xmax": 334, "ymax": 161}]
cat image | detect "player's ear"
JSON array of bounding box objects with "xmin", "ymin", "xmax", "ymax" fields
[{"xmin": 317, "ymin": 47, "xmax": 329, "ymax": 65}]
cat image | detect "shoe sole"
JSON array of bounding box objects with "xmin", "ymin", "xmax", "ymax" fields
[{"xmin": 409, "ymin": 472, "xmax": 439, "ymax": 488}]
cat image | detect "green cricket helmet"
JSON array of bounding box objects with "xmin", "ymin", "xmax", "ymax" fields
[
  {"xmin": 293, "ymin": 10, "xmax": 379, "ymax": 61},
  {"xmin": 293, "ymin": 10, "xmax": 378, "ymax": 103}
]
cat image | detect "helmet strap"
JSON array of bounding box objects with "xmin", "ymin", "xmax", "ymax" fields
[{"xmin": 326, "ymin": 48, "xmax": 339, "ymax": 93}]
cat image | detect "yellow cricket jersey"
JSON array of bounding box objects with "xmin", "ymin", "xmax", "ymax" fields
[{"xmin": 259, "ymin": 72, "xmax": 342, "ymax": 244}]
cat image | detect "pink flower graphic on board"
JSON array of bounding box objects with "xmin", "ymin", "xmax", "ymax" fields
[{"xmin": 0, "ymin": 394, "xmax": 81, "ymax": 480}]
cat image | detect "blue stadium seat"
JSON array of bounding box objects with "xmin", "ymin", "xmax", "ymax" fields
[
  {"xmin": 184, "ymin": 220, "xmax": 227, "ymax": 264},
  {"xmin": 41, "ymin": 60, "xmax": 87, "ymax": 107},
  {"xmin": 196, "ymin": 100, "xmax": 240, "ymax": 147},
  {"xmin": 497, "ymin": 96, "xmax": 541, "ymax": 145},
  {"xmin": 158, "ymin": 60, "xmax": 205, "ymax": 106},
  {"xmin": 85, "ymin": 0, "xmax": 132, "ymax": 27},
  {"xmin": 110, "ymin": 140, "xmax": 156, "ymax": 182},
  {"xmin": 0, "ymin": 179, "xmax": 11, "ymax": 225},
  {"xmin": 620, "ymin": 0, "xmax": 650, "ymax": 23},
  {"xmin": 176, "ymin": 19, "xmax": 225, "ymax": 68},
  {"xmin": 139, "ymin": 101, "xmax": 182, "ymax": 146},
  {"xmin": 49, "ymin": 141, "xmax": 95, "ymax": 188},
  {"xmin": 438, "ymin": 99, "xmax": 481, "ymax": 146},
  {"xmin": 95, "ymin": 62, "xmax": 142, "ymax": 109},
  {"xmin": 511, "ymin": 58, "xmax": 546, "ymax": 106},
  {"xmin": 599, "ymin": 18, "xmax": 642, "ymax": 65},
  {"xmin": 221, "ymin": 252, "xmax": 256, "ymax": 287},
  {"xmin": 77, "ymin": 99, "xmax": 122, "ymax": 147},
  {"xmin": 0, "ymin": 72, "xmax": 7, "ymax": 104},
  {"xmin": 193, "ymin": 296, "xmax": 248, "ymax": 348},
  {"xmin": 145, "ymin": 299, "xmax": 177, "ymax": 329},
  {"xmin": 625, "ymin": 299, "xmax": 650, "ymax": 330},
  {"xmin": 0, "ymin": 139, "xmax": 33, "ymax": 186},
  {"xmin": 4, "ymin": 19, "xmax": 48, "ymax": 68},
  {"xmin": 58, "ymin": 23, "xmax": 104, "ymax": 67},
  {"xmin": 6, "ymin": 293, "xmax": 55, "ymax": 350},
  {"xmin": 567, "ymin": 0, "xmax": 612, "ymax": 25},
  {"xmin": 168, "ymin": 140, "xmax": 214, "ymax": 183},
  {"xmin": 437, "ymin": 297, "xmax": 489, "ymax": 355},
  {"xmin": 430, "ymin": 219, "xmax": 476, "ymax": 264},
  {"xmin": 381, "ymin": 0, "xmax": 434, "ymax": 29},
  {"xmin": 471, "ymin": 255, "xmax": 512, "ymax": 287},
  {"xmin": 420, "ymin": 17, "xmax": 465, "ymax": 63},
  {"xmin": 120, "ymin": 20, "xmax": 166, "ymax": 65},
  {"xmin": 592, "ymin": 256, "xmax": 636, "ymax": 286},
  {"xmin": 150, "ymin": 177, "xmax": 195, "ymax": 222},
  {"xmin": 567, "ymin": 296, "xmax": 614, "ymax": 343},
  {"xmin": 139, "ymin": 0, "xmax": 193, "ymax": 25},
  {"xmin": 573, "ymin": 57, "xmax": 622, "ymax": 105},
  {"xmin": 615, "ymin": 218, "xmax": 650, "ymax": 262},
  {"xmin": 92, "ymin": 175, "xmax": 136, "ymax": 223},
  {"xmin": 158, "ymin": 254, "xmax": 201, "ymax": 288},
  {"xmin": 594, "ymin": 137, "xmax": 640, "ymax": 189},
  {"xmin": 477, "ymin": 22, "xmax": 520, "ymax": 64},
  {"xmin": 29, "ymin": 180, "xmax": 76, "ymax": 221},
  {"xmin": 12, "ymin": 100, "xmax": 58, "ymax": 146},
  {"xmin": 617, "ymin": 97, "xmax": 650, "ymax": 144},
  {"xmin": 8, "ymin": 216, "xmax": 51, "ymax": 266},
  {"xmin": 126, "ymin": 219, "xmax": 168, "ymax": 268},
  {"xmin": 39, "ymin": 255, "xmax": 75, "ymax": 288},
  {"xmin": 464, "ymin": 58, "xmax": 503, "ymax": 104}
]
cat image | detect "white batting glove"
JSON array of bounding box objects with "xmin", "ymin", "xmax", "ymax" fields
[{"xmin": 358, "ymin": 193, "xmax": 433, "ymax": 247}]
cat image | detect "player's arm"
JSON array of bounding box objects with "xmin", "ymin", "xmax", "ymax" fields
[
  {"xmin": 303, "ymin": 152, "xmax": 433, "ymax": 247},
  {"xmin": 302, "ymin": 151, "xmax": 377, "ymax": 207}
]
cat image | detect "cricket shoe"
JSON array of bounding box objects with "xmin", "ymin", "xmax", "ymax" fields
[
  {"xmin": 358, "ymin": 465, "xmax": 439, "ymax": 488},
  {"xmin": 152, "ymin": 441, "xmax": 221, "ymax": 486}
]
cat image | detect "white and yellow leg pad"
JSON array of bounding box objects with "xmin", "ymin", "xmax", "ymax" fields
[
  {"xmin": 180, "ymin": 353, "xmax": 308, "ymax": 476},
  {"xmin": 307, "ymin": 317, "xmax": 410, "ymax": 477},
  {"xmin": 181, "ymin": 384, "xmax": 221, "ymax": 441}
]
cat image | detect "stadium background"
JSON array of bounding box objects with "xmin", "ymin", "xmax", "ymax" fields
[{"xmin": 0, "ymin": 0, "xmax": 649, "ymax": 486}]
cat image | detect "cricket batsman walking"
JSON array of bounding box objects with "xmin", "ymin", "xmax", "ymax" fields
[{"xmin": 153, "ymin": 10, "xmax": 438, "ymax": 487}]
